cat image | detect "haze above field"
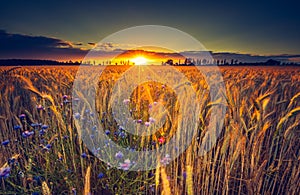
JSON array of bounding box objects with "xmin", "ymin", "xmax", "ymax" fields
[{"xmin": 0, "ymin": 0, "xmax": 299, "ymax": 63}]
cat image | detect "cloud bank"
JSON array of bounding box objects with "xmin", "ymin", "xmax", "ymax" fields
[
  {"xmin": 0, "ymin": 30, "xmax": 299, "ymax": 63},
  {"xmin": 0, "ymin": 30, "xmax": 87, "ymax": 60}
]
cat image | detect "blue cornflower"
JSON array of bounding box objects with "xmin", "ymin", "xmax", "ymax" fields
[
  {"xmin": 105, "ymin": 129, "xmax": 110, "ymax": 135},
  {"xmin": 2, "ymin": 140, "xmax": 9, "ymax": 146},
  {"xmin": 39, "ymin": 129, "xmax": 46, "ymax": 135},
  {"xmin": 118, "ymin": 126, "xmax": 125, "ymax": 131},
  {"xmin": 22, "ymin": 131, "xmax": 34, "ymax": 138},
  {"xmin": 81, "ymin": 153, "xmax": 87, "ymax": 158},
  {"xmin": 14, "ymin": 125, "xmax": 21, "ymax": 130},
  {"xmin": 97, "ymin": 172, "xmax": 104, "ymax": 179},
  {"xmin": 31, "ymin": 123, "xmax": 39, "ymax": 128},
  {"xmin": 33, "ymin": 176, "xmax": 41, "ymax": 182},
  {"xmin": 92, "ymin": 125, "xmax": 97, "ymax": 131},
  {"xmin": 41, "ymin": 125, "xmax": 49, "ymax": 130},
  {"xmin": 148, "ymin": 172, "xmax": 154, "ymax": 178},
  {"xmin": 45, "ymin": 144, "xmax": 52, "ymax": 149},
  {"xmin": 74, "ymin": 113, "xmax": 80, "ymax": 120},
  {"xmin": 119, "ymin": 131, "xmax": 126, "ymax": 138}
]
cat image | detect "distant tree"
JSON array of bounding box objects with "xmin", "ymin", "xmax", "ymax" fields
[
  {"xmin": 265, "ymin": 59, "xmax": 281, "ymax": 65},
  {"xmin": 166, "ymin": 59, "xmax": 173, "ymax": 65}
]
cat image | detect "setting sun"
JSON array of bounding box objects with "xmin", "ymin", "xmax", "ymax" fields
[{"xmin": 131, "ymin": 56, "xmax": 148, "ymax": 65}]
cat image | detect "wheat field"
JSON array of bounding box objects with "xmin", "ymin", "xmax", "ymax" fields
[{"xmin": 0, "ymin": 66, "xmax": 299, "ymax": 194}]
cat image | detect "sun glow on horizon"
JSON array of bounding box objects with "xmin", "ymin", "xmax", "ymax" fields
[{"xmin": 131, "ymin": 56, "xmax": 148, "ymax": 65}]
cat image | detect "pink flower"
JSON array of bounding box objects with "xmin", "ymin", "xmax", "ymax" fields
[
  {"xmin": 158, "ymin": 137, "xmax": 165, "ymax": 144},
  {"xmin": 119, "ymin": 159, "xmax": 132, "ymax": 170}
]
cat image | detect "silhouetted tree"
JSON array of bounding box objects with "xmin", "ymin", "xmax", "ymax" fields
[{"xmin": 166, "ymin": 59, "xmax": 173, "ymax": 65}]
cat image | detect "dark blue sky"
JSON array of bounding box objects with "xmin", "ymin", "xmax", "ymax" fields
[{"xmin": 0, "ymin": 0, "xmax": 299, "ymax": 60}]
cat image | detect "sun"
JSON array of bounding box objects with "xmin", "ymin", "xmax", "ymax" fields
[{"xmin": 131, "ymin": 56, "xmax": 148, "ymax": 65}]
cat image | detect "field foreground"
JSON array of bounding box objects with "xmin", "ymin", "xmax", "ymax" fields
[{"xmin": 0, "ymin": 66, "xmax": 299, "ymax": 194}]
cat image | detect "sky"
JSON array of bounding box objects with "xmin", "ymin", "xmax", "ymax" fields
[{"xmin": 0, "ymin": 0, "xmax": 300, "ymax": 62}]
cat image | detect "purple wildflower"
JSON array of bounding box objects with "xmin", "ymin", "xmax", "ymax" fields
[
  {"xmin": 19, "ymin": 114, "xmax": 26, "ymax": 120},
  {"xmin": 119, "ymin": 131, "xmax": 126, "ymax": 138},
  {"xmin": 62, "ymin": 95, "xmax": 68, "ymax": 99},
  {"xmin": 183, "ymin": 172, "xmax": 187, "ymax": 179},
  {"xmin": 72, "ymin": 188, "xmax": 77, "ymax": 195},
  {"xmin": 115, "ymin": 151, "xmax": 123, "ymax": 159},
  {"xmin": 149, "ymin": 184, "xmax": 155, "ymax": 192},
  {"xmin": 149, "ymin": 117, "xmax": 155, "ymax": 123},
  {"xmin": 160, "ymin": 154, "xmax": 171, "ymax": 166},
  {"xmin": 105, "ymin": 129, "xmax": 110, "ymax": 135},
  {"xmin": 91, "ymin": 126, "xmax": 97, "ymax": 131},
  {"xmin": 144, "ymin": 122, "xmax": 150, "ymax": 127},
  {"xmin": 123, "ymin": 99, "xmax": 130, "ymax": 104},
  {"xmin": 137, "ymin": 119, "xmax": 143, "ymax": 124},
  {"xmin": 36, "ymin": 105, "xmax": 44, "ymax": 110},
  {"xmin": 0, "ymin": 166, "xmax": 11, "ymax": 178}
]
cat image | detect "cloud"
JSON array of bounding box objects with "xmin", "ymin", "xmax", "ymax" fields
[
  {"xmin": 180, "ymin": 51, "xmax": 300, "ymax": 63},
  {"xmin": 88, "ymin": 42, "xmax": 96, "ymax": 46},
  {"xmin": 0, "ymin": 30, "xmax": 299, "ymax": 63},
  {"xmin": 74, "ymin": 42, "xmax": 83, "ymax": 46},
  {"xmin": 93, "ymin": 42, "xmax": 139, "ymax": 51},
  {"xmin": 0, "ymin": 30, "xmax": 87, "ymax": 60}
]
